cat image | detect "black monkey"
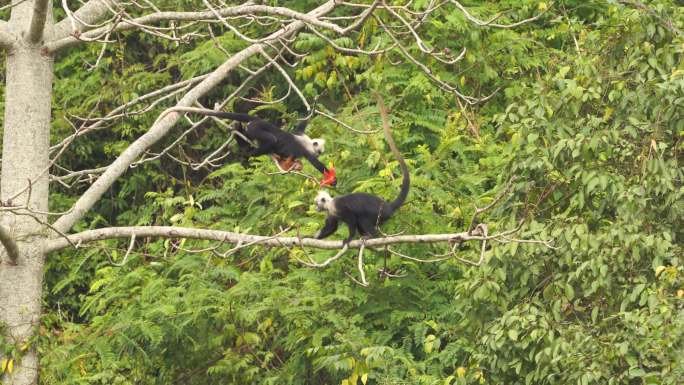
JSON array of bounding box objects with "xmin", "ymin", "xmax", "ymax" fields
[
  {"xmin": 193, "ymin": 110, "xmax": 336, "ymax": 186},
  {"xmin": 314, "ymin": 94, "xmax": 409, "ymax": 244}
]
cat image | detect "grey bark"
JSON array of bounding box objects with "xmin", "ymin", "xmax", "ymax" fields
[
  {"xmin": 45, "ymin": 2, "xmax": 338, "ymax": 53},
  {"xmin": 0, "ymin": 21, "xmax": 17, "ymax": 49},
  {"xmin": 0, "ymin": 2, "xmax": 53, "ymax": 385},
  {"xmin": 25, "ymin": 0, "xmax": 51, "ymax": 43},
  {"xmin": 43, "ymin": 226, "xmax": 482, "ymax": 253},
  {"xmin": 0, "ymin": 224, "xmax": 20, "ymax": 263},
  {"xmin": 50, "ymin": 0, "xmax": 113, "ymax": 40}
]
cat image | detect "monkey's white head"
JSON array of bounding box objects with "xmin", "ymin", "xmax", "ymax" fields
[
  {"xmin": 314, "ymin": 190, "xmax": 334, "ymax": 212},
  {"xmin": 311, "ymin": 138, "xmax": 325, "ymax": 155}
]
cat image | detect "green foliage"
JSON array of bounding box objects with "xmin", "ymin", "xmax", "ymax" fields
[{"xmin": 37, "ymin": 1, "xmax": 684, "ymax": 385}]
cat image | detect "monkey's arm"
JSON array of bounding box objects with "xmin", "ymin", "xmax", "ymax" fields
[
  {"xmin": 304, "ymin": 153, "xmax": 327, "ymax": 174},
  {"xmin": 315, "ymin": 216, "xmax": 339, "ymax": 239}
]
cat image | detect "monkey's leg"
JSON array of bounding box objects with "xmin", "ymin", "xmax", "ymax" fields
[
  {"xmin": 344, "ymin": 218, "xmax": 358, "ymax": 245},
  {"xmin": 358, "ymin": 216, "xmax": 380, "ymax": 239},
  {"xmin": 250, "ymin": 144, "xmax": 274, "ymax": 157},
  {"xmin": 244, "ymin": 123, "xmax": 277, "ymax": 145}
]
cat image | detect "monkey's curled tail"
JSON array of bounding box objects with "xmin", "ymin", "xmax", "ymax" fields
[{"xmin": 374, "ymin": 93, "xmax": 410, "ymax": 214}]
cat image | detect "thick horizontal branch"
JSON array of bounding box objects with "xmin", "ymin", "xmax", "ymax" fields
[
  {"xmin": 42, "ymin": 226, "xmax": 482, "ymax": 253},
  {"xmin": 46, "ymin": 3, "xmax": 347, "ymax": 53},
  {"xmin": 0, "ymin": 224, "xmax": 20, "ymax": 263},
  {"xmin": 51, "ymin": 1, "xmax": 338, "ymax": 234}
]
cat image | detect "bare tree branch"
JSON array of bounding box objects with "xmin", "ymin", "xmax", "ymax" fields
[
  {"xmin": 49, "ymin": 74, "xmax": 209, "ymax": 154},
  {"xmin": 0, "ymin": 224, "xmax": 20, "ymax": 264},
  {"xmin": 449, "ymin": 0, "xmax": 550, "ymax": 29},
  {"xmin": 26, "ymin": 0, "xmax": 51, "ymax": 43},
  {"xmin": 42, "ymin": 226, "xmax": 487, "ymax": 254},
  {"xmin": 51, "ymin": 0, "xmax": 116, "ymax": 40},
  {"xmin": 0, "ymin": 21, "xmax": 17, "ymax": 49},
  {"xmin": 46, "ymin": 3, "xmax": 354, "ymax": 53},
  {"xmin": 50, "ymin": 166, "xmax": 108, "ymax": 183},
  {"xmin": 468, "ymin": 177, "xmax": 516, "ymax": 232},
  {"xmin": 51, "ymin": 0, "xmax": 339, "ymax": 234}
]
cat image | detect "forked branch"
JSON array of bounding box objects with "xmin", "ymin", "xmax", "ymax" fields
[
  {"xmin": 26, "ymin": 0, "xmax": 51, "ymax": 43},
  {"xmin": 46, "ymin": 3, "xmax": 363, "ymax": 53}
]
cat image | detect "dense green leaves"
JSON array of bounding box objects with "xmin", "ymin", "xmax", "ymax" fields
[{"xmin": 28, "ymin": 0, "xmax": 684, "ymax": 384}]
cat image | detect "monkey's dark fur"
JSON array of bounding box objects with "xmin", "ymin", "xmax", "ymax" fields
[
  {"xmin": 314, "ymin": 95, "xmax": 409, "ymax": 244},
  {"xmin": 195, "ymin": 111, "xmax": 329, "ymax": 175}
]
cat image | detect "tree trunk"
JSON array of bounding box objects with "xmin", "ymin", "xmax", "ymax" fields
[{"xmin": 0, "ymin": 2, "xmax": 53, "ymax": 384}]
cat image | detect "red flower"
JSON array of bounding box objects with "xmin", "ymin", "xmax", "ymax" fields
[{"xmin": 320, "ymin": 166, "xmax": 337, "ymax": 187}]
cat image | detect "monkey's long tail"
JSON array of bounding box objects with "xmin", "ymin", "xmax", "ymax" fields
[
  {"xmin": 374, "ymin": 92, "xmax": 410, "ymax": 213},
  {"xmin": 193, "ymin": 110, "xmax": 257, "ymax": 123},
  {"xmin": 159, "ymin": 107, "xmax": 259, "ymax": 123}
]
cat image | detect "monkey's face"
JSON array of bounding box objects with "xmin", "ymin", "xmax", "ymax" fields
[
  {"xmin": 311, "ymin": 138, "xmax": 325, "ymax": 155},
  {"xmin": 314, "ymin": 191, "xmax": 333, "ymax": 212}
]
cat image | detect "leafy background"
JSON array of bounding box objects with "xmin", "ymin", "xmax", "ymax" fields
[{"xmin": 1, "ymin": 0, "xmax": 682, "ymax": 384}]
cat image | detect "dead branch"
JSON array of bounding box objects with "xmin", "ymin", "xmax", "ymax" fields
[
  {"xmin": 46, "ymin": 3, "xmax": 360, "ymax": 53},
  {"xmin": 42, "ymin": 226, "xmax": 491, "ymax": 254},
  {"xmin": 50, "ymin": 166, "xmax": 108, "ymax": 184}
]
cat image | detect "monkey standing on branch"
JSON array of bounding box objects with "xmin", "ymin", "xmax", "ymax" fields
[{"xmin": 314, "ymin": 93, "xmax": 409, "ymax": 244}]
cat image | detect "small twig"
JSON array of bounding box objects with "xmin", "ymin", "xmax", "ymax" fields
[
  {"xmin": 219, "ymin": 227, "xmax": 292, "ymax": 257},
  {"xmin": 257, "ymin": 46, "xmax": 310, "ymax": 110},
  {"xmin": 315, "ymin": 109, "xmax": 380, "ymax": 134},
  {"xmin": 295, "ymin": 243, "xmax": 349, "ymax": 267},
  {"xmin": 108, "ymin": 234, "xmax": 136, "ymax": 266},
  {"xmin": 356, "ymin": 242, "xmax": 369, "ymax": 286},
  {"xmin": 468, "ymin": 176, "xmax": 516, "ymax": 232},
  {"xmin": 449, "ymin": 0, "xmax": 550, "ymax": 29}
]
